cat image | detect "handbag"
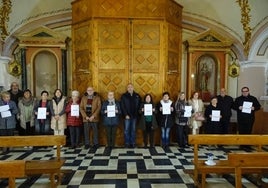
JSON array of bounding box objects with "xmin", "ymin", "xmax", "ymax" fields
[{"xmin": 194, "ymin": 112, "xmax": 205, "ymax": 121}]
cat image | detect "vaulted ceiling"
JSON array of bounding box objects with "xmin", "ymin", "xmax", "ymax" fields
[{"xmin": 2, "ymin": 0, "xmax": 268, "ymax": 59}]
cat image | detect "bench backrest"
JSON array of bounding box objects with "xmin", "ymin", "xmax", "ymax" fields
[
  {"xmin": 188, "ymin": 134, "xmax": 268, "ymax": 146},
  {"xmin": 188, "ymin": 134, "xmax": 268, "ymax": 165},
  {"xmin": 0, "ymin": 160, "xmax": 25, "ymax": 178},
  {"xmin": 0, "ymin": 135, "xmax": 66, "ymax": 160},
  {"xmin": 228, "ymin": 152, "xmax": 268, "ymax": 167}
]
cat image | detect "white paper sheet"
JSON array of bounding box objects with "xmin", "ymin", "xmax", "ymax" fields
[
  {"xmin": 71, "ymin": 104, "xmax": 80, "ymax": 116},
  {"xmin": 242, "ymin": 101, "xmax": 252, "ymax": 114},
  {"xmin": 0, "ymin": 105, "xmax": 9, "ymax": 112},
  {"xmin": 144, "ymin": 104, "xmax": 153, "ymax": 116},
  {"xmin": 1, "ymin": 110, "xmax": 11, "ymax": 118},
  {"xmin": 184, "ymin": 106, "xmax": 192, "ymax": 117},
  {"xmin": 107, "ymin": 105, "xmax": 116, "ymax": 117},
  {"xmin": 211, "ymin": 110, "xmax": 220, "ymax": 121},
  {"xmin": 162, "ymin": 103, "xmax": 171, "ymax": 115},
  {"xmin": 37, "ymin": 107, "xmax": 47, "ymax": 119}
]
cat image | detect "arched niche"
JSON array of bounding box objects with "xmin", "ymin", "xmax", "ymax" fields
[
  {"xmin": 196, "ymin": 54, "xmax": 219, "ymax": 101},
  {"xmin": 33, "ymin": 51, "xmax": 57, "ymax": 97},
  {"xmin": 184, "ymin": 29, "xmax": 233, "ymax": 102},
  {"xmin": 15, "ymin": 26, "xmax": 68, "ymax": 96}
]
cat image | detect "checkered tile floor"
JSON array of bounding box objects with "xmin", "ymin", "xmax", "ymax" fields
[{"xmin": 0, "ymin": 145, "xmax": 266, "ymax": 188}]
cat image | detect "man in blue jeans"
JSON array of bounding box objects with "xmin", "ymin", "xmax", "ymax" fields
[{"xmin": 120, "ymin": 84, "xmax": 141, "ymax": 148}]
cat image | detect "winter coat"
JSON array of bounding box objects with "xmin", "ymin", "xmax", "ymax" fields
[
  {"xmin": 17, "ymin": 97, "xmax": 36, "ymax": 129},
  {"xmin": 120, "ymin": 91, "xmax": 141, "ymax": 119},
  {"xmin": 174, "ymin": 99, "xmax": 190, "ymax": 126},
  {"xmin": 50, "ymin": 96, "xmax": 67, "ymax": 130},
  {"xmin": 188, "ymin": 99, "xmax": 204, "ymax": 128},
  {"xmin": 34, "ymin": 99, "xmax": 52, "ymax": 126},
  {"xmin": 138, "ymin": 102, "xmax": 158, "ymax": 130},
  {"xmin": 65, "ymin": 99, "xmax": 83, "ymax": 127},
  {"xmin": 156, "ymin": 100, "xmax": 174, "ymax": 128},
  {"xmin": 0, "ymin": 99, "xmax": 18, "ymax": 129},
  {"xmin": 101, "ymin": 100, "xmax": 121, "ymax": 126},
  {"xmin": 80, "ymin": 92, "xmax": 101, "ymax": 123}
]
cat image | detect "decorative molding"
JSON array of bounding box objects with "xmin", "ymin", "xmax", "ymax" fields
[
  {"xmin": 9, "ymin": 8, "xmax": 71, "ymax": 34},
  {"xmin": 236, "ymin": 0, "xmax": 252, "ymax": 58},
  {"xmin": 0, "ymin": 0, "xmax": 12, "ymax": 40}
]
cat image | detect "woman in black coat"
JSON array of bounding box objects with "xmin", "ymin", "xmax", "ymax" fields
[{"xmin": 205, "ymin": 96, "xmax": 222, "ymax": 134}]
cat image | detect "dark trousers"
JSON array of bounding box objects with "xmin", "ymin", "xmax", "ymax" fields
[
  {"xmin": 176, "ymin": 125, "xmax": 188, "ymax": 147},
  {"xmin": 22, "ymin": 122, "xmax": 35, "ymax": 136},
  {"xmin": 105, "ymin": 125, "xmax": 117, "ymax": 147},
  {"xmin": 220, "ymin": 118, "xmax": 230, "ymax": 134},
  {"xmin": 143, "ymin": 122, "xmax": 154, "ymax": 147},
  {"xmin": 69, "ymin": 126, "xmax": 81, "ymax": 147},
  {"xmin": 238, "ymin": 117, "xmax": 254, "ymax": 134}
]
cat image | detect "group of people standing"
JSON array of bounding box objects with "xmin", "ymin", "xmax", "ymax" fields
[{"xmin": 0, "ymin": 82, "xmax": 262, "ymax": 150}]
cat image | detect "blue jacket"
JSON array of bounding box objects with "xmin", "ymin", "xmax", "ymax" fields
[
  {"xmin": 0, "ymin": 99, "xmax": 18, "ymax": 129},
  {"xmin": 101, "ymin": 100, "xmax": 121, "ymax": 126}
]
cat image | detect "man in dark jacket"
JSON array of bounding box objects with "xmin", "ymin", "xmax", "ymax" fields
[
  {"xmin": 7, "ymin": 82, "xmax": 24, "ymax": 135},
  {"xmin": 233, "ymin": 86, "xmax": 261, "ymax": 135},
  {"xmin": 120, "ymin": 84, "xmax": 141, "ymax": 148},
  {"xmin": 217, "ymin": 88, "xmax": 234, "ymax": 134}
]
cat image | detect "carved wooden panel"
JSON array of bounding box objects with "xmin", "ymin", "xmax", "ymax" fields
[
  {"xmin": 72, "ymin": 0, "xmax": 182, "ymax": 27},
  {"xmin": 98, "ymin": 72, "xmax": 127, "ymax": 100},
  {"xmin": 166, "ymin": 74, "xmax": 180, "ymax": 100},
  {"xmin": 133, "ymin": 73, "xmax": 160, "ymax": 100},
  {"xmin": 72, "ymin": 0, "xmax": 182, "ymax": 146}
]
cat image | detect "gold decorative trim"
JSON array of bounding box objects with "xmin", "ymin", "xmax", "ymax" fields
[
  {"xmin": 8, "ymin": 60, "xmax": 22, "ymax": 77},
  {"xmin": 228, "ymin": 62, "xmax": 240, "ymax": 78},
  {"xmin": 0, "ymin": 0, "xmax": 12, "ymax": 40},
  {"xmin": 236, "ymin": 0, "xmax": 252, "ymax": 57}
]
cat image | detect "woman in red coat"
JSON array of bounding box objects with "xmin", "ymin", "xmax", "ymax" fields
[{"xmin": 65, "ymin": 90, "xmax": 83, "ymax": 149}]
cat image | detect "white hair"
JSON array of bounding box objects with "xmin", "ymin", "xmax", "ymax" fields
[{"xmin": 71, "ymin": 90, "xmax": 80, "ymax": 97}]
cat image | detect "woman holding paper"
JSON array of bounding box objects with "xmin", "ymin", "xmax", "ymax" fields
[
  {"xmin": 17, "ymin": 89, "xmax": 36, "ymax": 136},
  {"xmin": 0, "ymin": 91, "xmax": 18, "ymax": 136},
  {"xmin": 34, "ymin": 90, "xmax": 52, "ymax": 135},
  {"xmin": 101, "ymin": 91, "xmax": 121, "ymax": 149},
  {"xmin": 50, "ymin": 89, "xmax": 67, "ymax": 136},
  {"xmin": 188, "ymin": 91, "xmax": 204, "ymax": 135},
  {"xmin": 174, "ymin": 92, "xmax": 191, "ymax": 148},
  {"xmin": 157, "ymin": 92, "xmax": 174, "ymax": 149},
  {"xmin": 65, "ymin": 90, "xmax": 83, "ymax": 149},
  {"xmin": 139, "ymin": 94, "xmax": 158, "ymax": 148},
  {"xmin": 204, "ymin": 96, "xmax": 222, "ymax": 134}
]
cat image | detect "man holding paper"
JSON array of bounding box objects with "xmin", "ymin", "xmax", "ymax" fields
[
  {"xmin": 101, "ymin": 91, "xmax": 121, "ymax": 149},
  {"xmin": 233, "ymin": 87, "xmax": 261, "ymax": 135}
]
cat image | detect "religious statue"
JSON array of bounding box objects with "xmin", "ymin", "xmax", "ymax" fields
[{"xmin": 200, "ymin": 62, "xmax": 210, "ymax": 91}]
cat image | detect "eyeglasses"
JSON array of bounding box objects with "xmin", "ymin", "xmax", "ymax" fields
[{"xmin": 242, "ymin": 90, "xmax": 249, "ymax": 92}]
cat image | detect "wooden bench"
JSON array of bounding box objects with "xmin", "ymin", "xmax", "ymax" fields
[
  {"xmin": 188, "ymin": 134, "xmax": 268, "ymax": 188},
  {"xmin": 228, "ymin": 152, "xmax": 268, "ymax": 188},
  {"xmin": 0, "ymin": 135, "xmax": 67, "ymax": 188},
  {"xmin": 0, "ymin": 160, "xmax": 25, "ymax": 188}
]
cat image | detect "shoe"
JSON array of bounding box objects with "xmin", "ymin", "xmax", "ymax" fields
[
  {"xmin": 93, "ymin": 144, "xmax": 99, "ymax": 149},
  {"xmin": 125, "ymin": 144, "xmax": 129, "ymax": 148},
  {"xmin": 85, "ymin": 145, "xmax": 90, "ymax": 149}
]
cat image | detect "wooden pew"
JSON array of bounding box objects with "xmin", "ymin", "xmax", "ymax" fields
[
  {"xmin": 228, "ymin": 152, "xmax": 268, "ymax": 188},
  {"xmin": 0, "ymin": 160, "xmax": 25, "ymax": 188},
  {"xmin": 188, "ymin": 134, "xmax": 268, "ymax": 188},
  {"xmin": 0, "ymin": 135, "xmax": 67, "ymax": 188}
]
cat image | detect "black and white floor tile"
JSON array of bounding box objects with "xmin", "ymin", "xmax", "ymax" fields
[{"xmin": 0, "ymin": 144, "xmax": 267, "ymax": 188}]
